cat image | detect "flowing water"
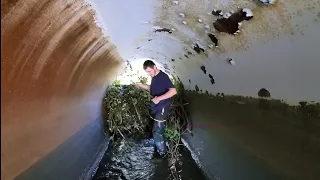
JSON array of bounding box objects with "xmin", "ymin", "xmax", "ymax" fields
[{"xmin": 92, "ymin": 136, "xmax": 208, "ymax": 180}]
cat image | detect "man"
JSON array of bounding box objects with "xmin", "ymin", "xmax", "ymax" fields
[{"xmin": 135, "ymin": 60, "xmax": 177, "ymax": 158}]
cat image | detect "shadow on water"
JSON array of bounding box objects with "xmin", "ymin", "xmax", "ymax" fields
[{"xmin": 92, "ymin": 136, "xmax": 208, "ymax": 180}]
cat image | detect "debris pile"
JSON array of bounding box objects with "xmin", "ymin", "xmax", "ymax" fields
[{"xmin": 103, "ymin": 75, "xmax": 190, "ymax": 177}]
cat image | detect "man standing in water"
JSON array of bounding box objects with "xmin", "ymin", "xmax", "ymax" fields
[{"xmin": 135, "ymin": 60, "xmax": 177, "ymax": 158}]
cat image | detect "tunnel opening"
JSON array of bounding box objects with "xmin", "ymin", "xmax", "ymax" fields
[
  {"xmin": 93, "ymin": 60, "xmax": 209, "ymax": 180},
  {"xmin": 2, "ymin": 0, "xmax": 320, "ymax": 180}
]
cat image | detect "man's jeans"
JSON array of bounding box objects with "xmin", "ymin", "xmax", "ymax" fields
[{"xmin": 151, "ymin": 106, "xmax": 169, "ymax": 156}]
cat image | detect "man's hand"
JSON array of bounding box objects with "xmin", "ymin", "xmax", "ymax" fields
[
  {"xmin": 135, "ymin": 83, "xmax": 150, "ymax": 91},
  {"xmin": 152, "ymin": 96, "xmax": 161, "ymax": 104},
  {"xmin": 135, "ymin": 84, "xmax": 141, "ymax": 89}
]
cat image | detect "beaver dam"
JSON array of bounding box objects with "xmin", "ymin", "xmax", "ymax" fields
[{"xmin": 92, "ymin": 76, "xmax": 208, "ymax": 180}]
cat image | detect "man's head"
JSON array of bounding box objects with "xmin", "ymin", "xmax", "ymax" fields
[{"xmin": 143, "ymin": 60, "xmax": 159, "ymax": 77}]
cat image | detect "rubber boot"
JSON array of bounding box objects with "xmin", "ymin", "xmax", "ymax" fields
[{"xmin": 152, "ymin": 121, "xmax": 167, "ymax": 157}]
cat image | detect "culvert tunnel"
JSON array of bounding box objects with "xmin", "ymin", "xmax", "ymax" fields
[{"xmin": 1, "ymin": 0, "xmax": 320, "ymax": 180}]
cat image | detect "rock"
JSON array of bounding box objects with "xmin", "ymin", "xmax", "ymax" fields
[
  {"xmin": 227, "ymin": 58, "xmax": 235, "ymax": 66},
  {"xmin": 258, "ymin": 88, "xmax": 271, "ymax": 98},
  {"xmin": 179, "ymin": 13, "xmax": 185, "ymax": 18}
]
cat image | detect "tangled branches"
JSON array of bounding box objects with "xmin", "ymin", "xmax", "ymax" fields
[
  {"xmin": 102, "ymin": 77, "xmax": 190, "ymax": 179},
  {"xmin": 103, "ymin": 84, "xmax": 152, "ymax": 140}
]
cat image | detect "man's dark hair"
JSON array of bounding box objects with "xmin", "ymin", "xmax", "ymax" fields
[{"xmin": 143, "ymin": 60, "xmax": 156, "ymax": 69}]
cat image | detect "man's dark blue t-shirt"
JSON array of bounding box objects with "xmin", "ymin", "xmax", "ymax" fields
[{"xmin": 150, "ymin": 70, "xmax": 174, "ymax": 113}]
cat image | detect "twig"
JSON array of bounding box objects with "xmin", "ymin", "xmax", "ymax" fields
[
  {"xmin": 131, "ymin": 97, "xmax": 142, "ymax": 121},
  {"xmin": 171, "ymin": 102, "xmax": 189, "ymax": 108},
  {"xmin": 117, "ymin": 129, "xmax": 125, "ymax": 139}
]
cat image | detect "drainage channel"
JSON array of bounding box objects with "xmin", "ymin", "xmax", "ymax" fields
[{"xmin": 92, "ymin": 136, "xmax": 208, "ymax": 180}]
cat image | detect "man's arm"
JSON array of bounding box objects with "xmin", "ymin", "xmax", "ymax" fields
[
  {"xmin": 157, "ymin": 88, "xmax": 177, "ymax": 101},
  {"xmin": 136, "ymin": 84, "xmax": 150, "ymax": 91}
]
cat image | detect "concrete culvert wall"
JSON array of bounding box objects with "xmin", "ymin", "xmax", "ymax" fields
[
  {"xmin": 1, "ymin": 0, "xmax": 320, "ymax": 180},
  {"xmin": 1, "ymin": 0, "xmax": 123, "ymax": 179}
]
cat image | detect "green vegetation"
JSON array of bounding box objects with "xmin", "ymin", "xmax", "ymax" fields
[
  {"xmin": 103, "ymin": 83, "xmax": 152, "ymax": 140},
  {"xmin": 103, "ymin": 76, "xmax": 189, "ymax": 179},
  {"xmin": 138, "ymin": 76, "xmax": 148, "ymax": 84}
]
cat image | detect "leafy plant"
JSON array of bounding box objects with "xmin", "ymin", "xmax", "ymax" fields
[
  {"xmin": 112, "ymin": 80, "xmax": 121, "ymax": 86},
  {"xmin": 138, "ymin": 76, "xmax": 148, "ymax": 84},
  {"xmin": 165, "ymin": 126, "xmax": 180, "ymax": 141},
  {"xmin": 103, "ymin": 74, "xmax": 189, "ymax": 179}
]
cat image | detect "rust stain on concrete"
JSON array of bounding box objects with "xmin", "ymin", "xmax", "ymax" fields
[{"xmin": 1, "ymin": 0, "xmax": 123, "ymax": 179}]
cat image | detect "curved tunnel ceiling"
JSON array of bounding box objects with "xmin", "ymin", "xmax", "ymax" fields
[
  {"xmin": 1, "ymin": 0, "xmax": 320, "ymax": 179},
  {"xmin": 91, "ymin": 0, "xmax": 320, "ymax": 105},
  {"xmin": 1, "ymin": 1, "xmax": 123, "ymax": 179}
]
